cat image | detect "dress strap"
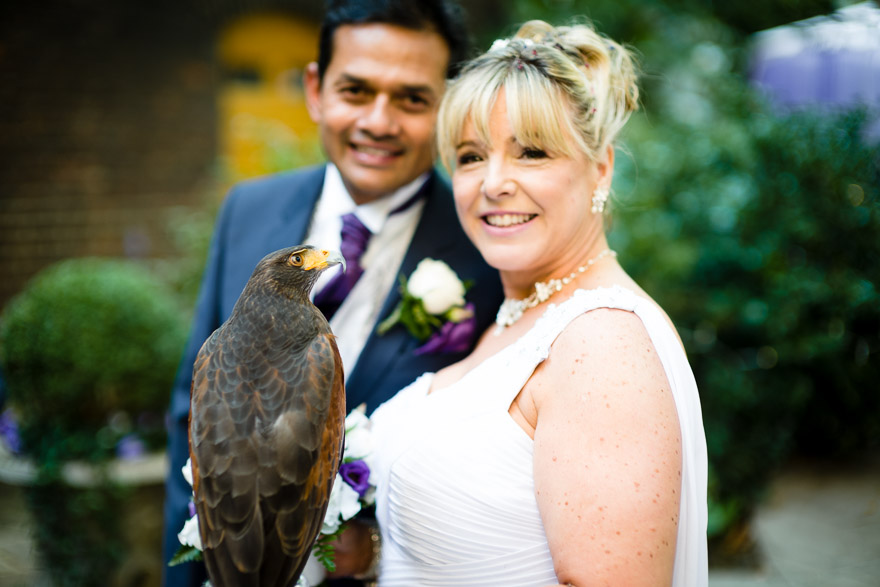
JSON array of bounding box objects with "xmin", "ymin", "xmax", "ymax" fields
[
  {"xmin": 529, "ymin": 285, "xmax": 643, "ymax": 353},
  {"xmin": 489, "ymin": 285, "xmax": 645, "ymax": 410}
]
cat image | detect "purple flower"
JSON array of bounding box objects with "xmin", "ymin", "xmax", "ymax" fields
[
  {"xmin": 115, "ymin": 433, "xmax": 146, "ymax": 460},
  {"xmin": 339, "ymin": 460, "xmax": 371, "ymax": 498},
  {"xmin": 414, "ymin": 306, "xmax": 477, "ymax": 355},
  {"xmin": 188, "ymin": 500, "xmax": 197, "ymax": 518},
  {"xmin": 0, "ymin": 409, "xmax": 22, "ymax": 455}
]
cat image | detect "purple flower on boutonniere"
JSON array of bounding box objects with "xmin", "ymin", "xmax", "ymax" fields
[
  {"xmin": 377, "ymin": 259, "xmax": 477, "ymax": 354},
  {"xmin": 414, "ymin": 304, "xmax": 476, "ymax": 355},
  {"xmin": 339, "ymin": 460, "xmax": 371, "ymax": 498}
]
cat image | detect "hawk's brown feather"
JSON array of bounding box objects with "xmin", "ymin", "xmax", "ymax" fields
[{"xmin": 189, "ymin": 246, "xmax": 346, "ymax": 587}]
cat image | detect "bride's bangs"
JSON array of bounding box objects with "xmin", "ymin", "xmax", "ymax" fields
[
  {"xmin": 437, "ymin": 62, "xmax": 507, "ymax": 171},
  {"xmin": 438, "ymin": 58, "xmax": 586, "ymax": 170},
  {"xmin": 505, "ymin": 69, "xmax": 579, "ymax": 158}
]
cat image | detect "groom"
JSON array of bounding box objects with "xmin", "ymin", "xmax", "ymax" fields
[{"xmin": 161, "ymin": 0, "xmax": 503, "ymax": 585}]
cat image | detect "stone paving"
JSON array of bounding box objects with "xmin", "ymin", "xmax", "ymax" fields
[
  {"xmin": 710, "ymin": 453, "xmax": 880, "ymax": 587},
  {"xmin": 0, "ymin": 481, "xmax": 46, "ymax": 587},
  {"xmin": 1, "ymin": 453, "xmax": 877, "ymax": 587}
]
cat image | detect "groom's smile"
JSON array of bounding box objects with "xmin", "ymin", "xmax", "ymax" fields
[{"xmin": 349, "ymin": 135, "xmax": 405, "ymax": 166}]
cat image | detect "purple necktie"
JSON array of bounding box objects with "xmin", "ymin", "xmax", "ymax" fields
[
  {"xmin": 313, "ymin": 180, "xmax": 429, "ymax": 320},
  {"xmin": 314, "ymin": 212, "xmax": 372, "ymax": 319}
]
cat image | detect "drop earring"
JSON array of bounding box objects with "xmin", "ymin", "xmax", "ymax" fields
[{"xmin": 591, "ymin": 186, "xmax": 609, "ymax": 214}]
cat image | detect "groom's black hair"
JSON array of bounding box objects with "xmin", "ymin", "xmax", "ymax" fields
[{"xmin": 317, "ymin": 0, "xmax": 469, "ymax": 82}]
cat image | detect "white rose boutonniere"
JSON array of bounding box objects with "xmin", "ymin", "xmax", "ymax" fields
[
  {"xmin": 405, "ymin": 259, "xmax": 466, "ymax": 314},
  {"xmin": 377, "ymin": 259, "xmax": 477, "ymax": 354}
]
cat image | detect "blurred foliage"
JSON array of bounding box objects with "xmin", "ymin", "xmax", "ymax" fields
[
  {"xmin": 506, "ymin": 0, "xmax": 880, "ymax": 559},
  {"xmin": 0, "ymin": 258, "xmax": 188, "ymax": 584},
  {"xmin": 152, "ymin": 203, "xmax": 219, "ymax": 316},
  {"xmin": 692, "ymin": 0, "xmax": 836, "ymax": 35},
  {"xmin": 617, "ymin": 105, "xmax": 879, "ymax": 542},
  {"xmin": 0, "ymin": 258, "xmax": 187, "ymax": 464},
  {"xmin": 25, "ymin": 481, "xmax": 126, "ymax": 587}
]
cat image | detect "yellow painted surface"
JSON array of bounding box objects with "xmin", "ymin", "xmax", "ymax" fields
[{"xmin": 217, "ymin": 13, "xmax": 323, "ymax": 181}]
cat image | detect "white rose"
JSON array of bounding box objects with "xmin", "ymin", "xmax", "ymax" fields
[
  {"xmin": 182, "ymin": 458, "xmax": 194, "ymax": 488},
  {"xmin": 407, "ymin": 259, "xmax": 466, "ymax": 315},
  {"xmin": 178, "ymin": 514, "xmax": 203, "ymax": 550},
  {"xmin": 343, "ymin": 425, "xmax": 373, "ymax": 462},
  {"xmin": 343, "ymin": 405, "xmax": 373, "ymax": 461},
  {"xmin": 321, "ymin": 473, "xmax": 362, "ymax": 534},
  {"xmin": 344, "ymin": 405, "xmax": 369, "ymax": 433}
]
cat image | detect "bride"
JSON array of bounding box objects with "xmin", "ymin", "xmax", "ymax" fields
[{"xmin": 369, "ymin": 19, "xmax": 708, "ymax": 587}]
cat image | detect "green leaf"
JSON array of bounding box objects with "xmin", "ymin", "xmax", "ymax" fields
[
  {"xmin": 376, "ymin": 303, "xmax": 403, "ymax": 335},
  {"xmin": 312, "ymin": 526, "xmax": 346, "ymax": 573},
  {"xmin": 399, "ymin": 299, "xmax": 433, "ymax": 341},
  {"xmin": 168, "ymin": 544, "xmax": 203, "ymax": 566}
]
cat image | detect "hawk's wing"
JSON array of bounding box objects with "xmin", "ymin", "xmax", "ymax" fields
[{"xmin": 189, "ymin": 317, "xmax": 345, "ymax": 586}]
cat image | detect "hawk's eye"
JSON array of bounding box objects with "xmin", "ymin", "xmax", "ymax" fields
[{"xmin": 289, "ymin": 253, "xmax": 304, "ymax": 266}]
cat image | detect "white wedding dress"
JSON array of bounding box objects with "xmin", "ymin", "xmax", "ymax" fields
[{"xmin": 370, "ymin": 286, "xmax": 708, "ymax": 586}]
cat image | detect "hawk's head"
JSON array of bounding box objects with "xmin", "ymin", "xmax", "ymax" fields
[{"xmin": 255, "ymin": 245, "xmax": 344, "ymax": 300}]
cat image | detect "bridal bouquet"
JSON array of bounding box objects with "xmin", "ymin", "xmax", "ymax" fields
[
  {"xmin": 172, "ymin": 406, "xmax": 376, "ymax": 574},
  {"xmin": 312, "ymin": 405, "xmax": 376, "ymax": 571}
]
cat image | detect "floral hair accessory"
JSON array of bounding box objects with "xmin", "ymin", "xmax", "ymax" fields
[
  {"xmin": 377, "ymin": 259, "xmax": 476, "ymax": 354},
  {"xmin": 170, "ymin": 405, "xmax": 377, "ymax": 575},
  {"xmin": 490, "ymin": 37, "xmax": 534, "ymax": 52},
  {"xmin": 490, "ymin": 38, "xmax": 510, "ymax": 51}
]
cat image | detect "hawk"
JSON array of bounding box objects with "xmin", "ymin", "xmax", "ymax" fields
[{"xmin": 189, "ymin": 245, "xmax": 346, "ymax": 586}]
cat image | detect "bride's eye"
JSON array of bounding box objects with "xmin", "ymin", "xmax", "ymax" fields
[
  {"xmin": 457, "ymin": 151, "xmax": 482, "ymax": 166},
  {"xmin": 521, "ymin": 147, "xmax": 548, "ymax": 160}
]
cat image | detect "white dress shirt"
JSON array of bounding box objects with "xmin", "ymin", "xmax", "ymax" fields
[{"xmin": 305, "ymin": 164, "xmax": 428, "ymax": 375}]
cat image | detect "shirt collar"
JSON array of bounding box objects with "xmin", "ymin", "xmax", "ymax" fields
[{"xmin": 322, "ymin": 164, "xmax": 430, "ymax": 233}]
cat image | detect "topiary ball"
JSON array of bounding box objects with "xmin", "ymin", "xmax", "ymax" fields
[{"xmin": 0, "ymin": 258, "xmax": 188, "ymax": 462}]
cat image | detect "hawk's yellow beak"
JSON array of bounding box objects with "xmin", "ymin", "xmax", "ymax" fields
[{"xmin": 303, "ymin": 248, "xmax": 346, "ymax": 272}]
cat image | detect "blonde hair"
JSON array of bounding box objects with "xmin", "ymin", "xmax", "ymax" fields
[{"xmin": 437, "ymin": 19, "xmax": 639, "ymax": 171}]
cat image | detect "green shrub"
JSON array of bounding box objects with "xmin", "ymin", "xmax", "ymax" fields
[
  {"xmin": 0, "ymin": 257, "xmax": 187, "ymax": 465},
  {"xmin": 0, "ymin": 257, "xmax": 188, "ymax": 585},
  {"xmin": 613, "ymin": 105, "xmax": 880, "ymax": 544}
]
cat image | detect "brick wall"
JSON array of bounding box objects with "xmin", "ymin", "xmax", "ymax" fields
[
  {"xmin": 0, "ymin": 2, "xmax": 221, "ymax": 308},
  {"xmin": 0, "ymin": 0, "xmax": 504, "ymax": 309}
]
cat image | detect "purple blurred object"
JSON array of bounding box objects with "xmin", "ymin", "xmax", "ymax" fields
[
  {"xmin": 414, "ymin": 305, "xmax": 477, "ymax": 355},
  {"xmin": 116, "ymin": 433, "xmax": 147, "ymax": 460},
  {"xmin": 339, "ymin": 460, "xmax": 371, "ymax": 498},
  {"xmin": 749, "ymin": 2, "xmax": 880, "ymax": 136},
  {"xmin": 0, "ymin": 409, "xmax": 22, "ymax": 454}
]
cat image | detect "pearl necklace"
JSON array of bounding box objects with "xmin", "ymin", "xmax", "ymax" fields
[{"xmin": 494, "ymin": 249, "xmax": 616, "ymax": 332}]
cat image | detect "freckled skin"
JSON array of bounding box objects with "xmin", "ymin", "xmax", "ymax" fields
[{"xmin": 507, "ymin": 305, "xmax": 683, "ymax": 586}]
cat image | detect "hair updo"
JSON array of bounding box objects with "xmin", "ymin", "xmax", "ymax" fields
[{"xmin": 436, "ymin": 19, "xmax": 639, "ymax": 170}]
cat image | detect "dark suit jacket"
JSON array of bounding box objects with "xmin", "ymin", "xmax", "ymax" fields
[{"xmin": 162, "ymin": 165, "xmax": 503, "ymax": 586}]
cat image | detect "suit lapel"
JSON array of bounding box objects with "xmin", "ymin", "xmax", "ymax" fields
[
  {"xmin": 273, "ymin": 166, "xmax": 324, "ymax": 249},
  {"xmin": 346, "ymin": 173, "xmax": 460, "ymax": 404}
]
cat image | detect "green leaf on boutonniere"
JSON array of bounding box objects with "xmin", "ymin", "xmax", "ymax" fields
[
  {"xmin": 376, "ymin": 302, "xmax": 403, "ymax": 336},
  {"xmin": 399, "ymin": 296, "xmax": 435, "ymax": 341}
]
